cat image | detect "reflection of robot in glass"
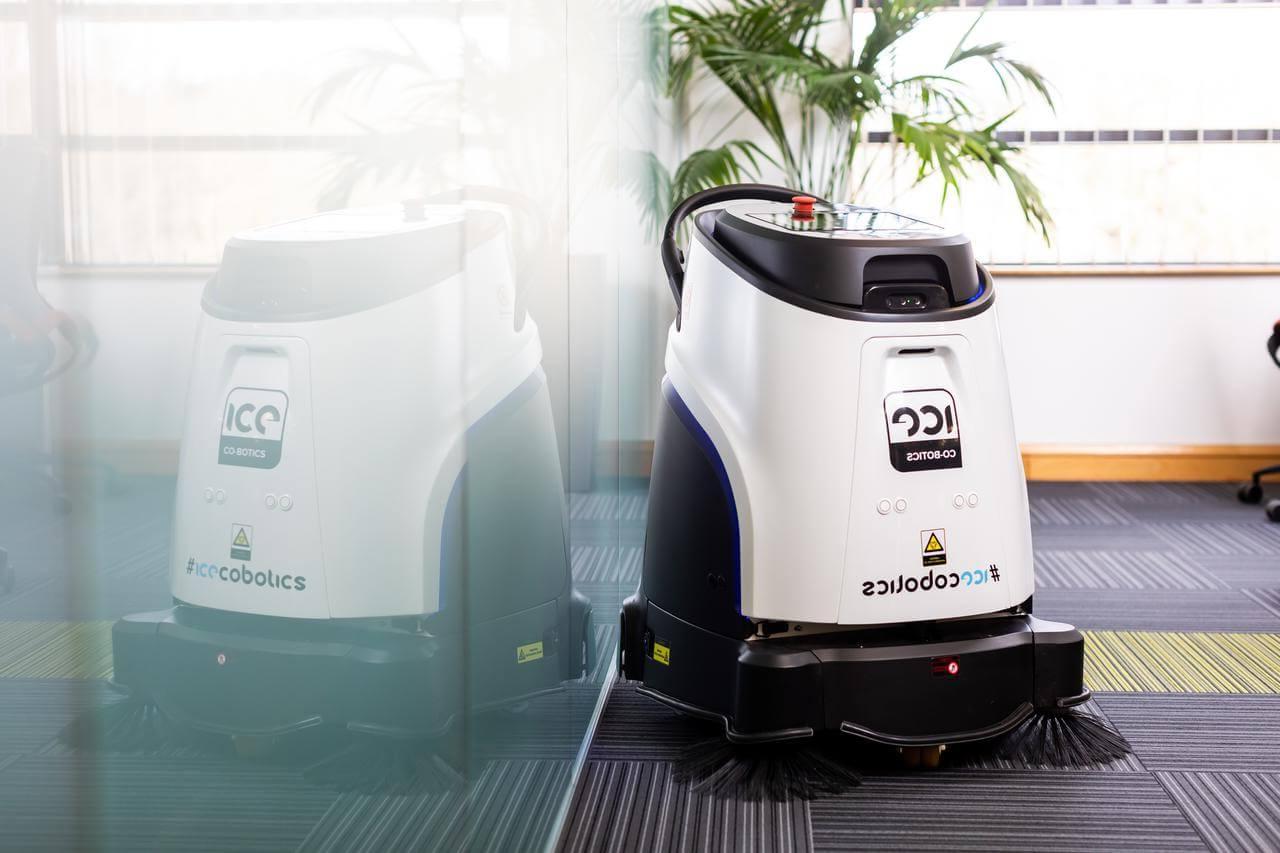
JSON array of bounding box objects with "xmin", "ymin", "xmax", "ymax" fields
[{"xmin": 113, "ymin": 203, "xmax": 591, "ymax": 743}]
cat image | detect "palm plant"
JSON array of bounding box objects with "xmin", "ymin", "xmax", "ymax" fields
[{"xmin": 645, "ymin": 0, "xmax": 1054, "ymax": 238}]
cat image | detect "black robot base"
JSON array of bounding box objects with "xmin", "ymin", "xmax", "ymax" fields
[{"xmin": 620, "ymin": 594, "xmax": 1089, "ymax": 746}]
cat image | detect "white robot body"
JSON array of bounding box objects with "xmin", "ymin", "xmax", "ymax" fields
[
  {"xmin": 671, "ymin": 240, "xmax": 1032, "ymax": 627},
  {"xmin": 171, "ymin": 207, "xmax": 536, "ymax": 620}
]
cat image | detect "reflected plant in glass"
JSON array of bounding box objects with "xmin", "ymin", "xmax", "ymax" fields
[{"xmin": 642, "ymin": 0, "xmax": 1054, "ymax": 238}]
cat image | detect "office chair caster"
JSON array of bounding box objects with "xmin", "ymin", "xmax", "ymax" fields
[
  {"xmin": 1239, "ymin": 482, "xmax": 1264, "ymax": 504},
  {"xmin": 1266, "ymin": 499, "xmax": 1280, "ymax": 524}
]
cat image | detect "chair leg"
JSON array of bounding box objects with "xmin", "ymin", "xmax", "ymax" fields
[{"xmin": 1252, "ymin": 464, "xmax": 1280, "ymax": 486}]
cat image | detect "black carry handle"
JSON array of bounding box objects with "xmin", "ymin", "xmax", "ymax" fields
[
  {"xmin": 661, "ymin": 183, "xmax": 827, "ymax": 328},
  {"xmin": 1269, "ymin": 320, "xmax": 1280, "ymax": 369}
]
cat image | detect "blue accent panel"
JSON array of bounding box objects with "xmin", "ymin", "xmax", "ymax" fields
[
  {"xmin": 661, "ymin": 377, "xmax": 742, "ymax": 613},
  {"xmin": 437, "ymin": 367, "xmax": 547, "ymax": 611}
]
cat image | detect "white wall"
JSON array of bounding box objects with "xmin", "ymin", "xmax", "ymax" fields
[
  {"xmin": 997, "ymin": 275, "xmax": 1280, "ymax": 446},
  {"xmin": 39, "ymin": 271, "xmax": 1280, "ymax": 452}
]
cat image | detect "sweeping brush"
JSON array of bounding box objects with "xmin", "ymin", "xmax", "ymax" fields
[
  {"xmin": 673, "ymin": 735, "xmax": 862, "ymax": 802},
  {"xmin": 992, "ymin": 705, "xmax": 1131, "ymax": 768},
  {"xmin": 301, "ymin": 734, "xmax": 465, "ymax": 796},
  {"xmin": 58, "ymin": 694, "xmax": 228, "ymax": 756}
]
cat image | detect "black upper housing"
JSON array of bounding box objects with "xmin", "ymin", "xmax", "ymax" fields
[{"xmin": 695, "ymin": 203, "xmax": 990, "ymax": 321}]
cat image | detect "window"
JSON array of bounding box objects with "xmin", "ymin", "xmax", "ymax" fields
[
  {"xmin": 5, "ymin": 1, "xmax": 470, "ymax": 266},
  {"xmin": 856, "ymin": 3, "xmax": 1280, "ymax": 267}
]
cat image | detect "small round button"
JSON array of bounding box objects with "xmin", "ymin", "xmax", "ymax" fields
[
  {"xmin": 966, "ymin": 492, "xmax": 979, "ymax": 508},
  {"xmin": 953, "ymin": 493, "xmax": 965, "ymax": 509},
  {"xmin": 214, "ymin": 489, "xmax": 226, "ymax": 504},
  {"xmin": 203, "ymin": 487, "xmax": 214, "ymax": 503},
  {"xmin": 894, "ymin": 498, "xmax": 907, "ymax": 513},
  {"xmin": 265, "ymin": 494, "xmax": 278, "ymax": 510},
  {"xmin": 877, "ymin": 499, "xmax": 891, "ymax": 515},
  {"xmin": 279, "ymin": 494, "xmax": 293, "ymax": 511}
]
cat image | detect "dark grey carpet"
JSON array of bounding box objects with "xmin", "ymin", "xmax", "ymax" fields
[
  {"xmin": 0, "ymin": 475, "xmax": 646, "ymax": 853},
  {"xmin": 558, "ymin": 480, "xmax": 1280, "ymax": 852}
]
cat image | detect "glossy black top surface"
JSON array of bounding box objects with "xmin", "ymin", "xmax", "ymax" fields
[{"xmin": 705, "ymin": 202, "xmax": 982, "ymax": 311}]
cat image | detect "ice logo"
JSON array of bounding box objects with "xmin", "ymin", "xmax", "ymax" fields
[
  {"xmin": 883, "ymin": 388, "xmax": 962, "ymax": 472},
  {"xmin": 218, "ymin": 387, "xmax": 289, "ymax": 469}
]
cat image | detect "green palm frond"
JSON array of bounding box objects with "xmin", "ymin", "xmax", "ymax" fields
[
  {"xmin": 891, "ymin": 111, "xmax": 1051, "ymax": 239},
  {"xmin": 946, "ymin": 14, "xmax": 1055, "ymax": 109},
  {"xmin": 649, "ymin": 0, "xmax": 1055, "ymax": 241},
  {"xmin": 857, "ymin": 0, "xmax": 949, "ymax": 74}
]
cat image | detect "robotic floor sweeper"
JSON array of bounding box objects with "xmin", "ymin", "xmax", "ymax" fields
[
  {"xmin": 112, "ymin": 202, "xmax": 590, "ymax": 740},
  {"xmin": 621, "ymin": 185, "xmax": 1097, "ymax": 755}
]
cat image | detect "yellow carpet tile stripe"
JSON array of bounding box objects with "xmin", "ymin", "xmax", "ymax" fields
[
  {"xmin": 1084, "ymin": 630, "xmax": 1280, "ymax": 694},
  {"xmin": 0, "ymin": 621, "xmax": 114, "ymax": 680}
]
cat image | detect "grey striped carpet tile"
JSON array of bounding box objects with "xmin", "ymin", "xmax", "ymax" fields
[
  {"xmin": 301, "ymin": 759, "xmax": 572, "ymax": 853},
  {"xmin": 469, "ymin": 685, "xmax": 606, "ymax": 762},
  {"xmin": 582, "ymin": 684, "xmax": 713, "ymax": 762},
  {"xmin": 1034, "ymin": 549, "xmax": 1226, "ymax": 591},
  {"xmin": 1030, "ymin": 525, "xmax": 1168, "ymax": 551},
  {"xmin": 1096, "ymin": 693, "xmax": 1280, "ymax": 772},
  {"xmin": 1189, "ymin": 554, "xmax": 1280, "ymax": 589},
  {"xmin": 1149, "ymin": 521, "xmax": 1280, "ymax": 556},
  {"xmin": 0, "ymin": 571, "xmax": 172, "ymax": 621},
  {"xmin": 1028, "ymin": 496, "xmax": 1137, "ymax": 526},
  {"xmin": 577, "ymin": 583, "xmax": 630, "ymax": 619},
  {"xmin": 0, "ymin": 677, "xmax": 115, "ymax": 755},
  {"xmin": 1035, "ymin": 588, "xmax": 1280, "ymax": 631},
  {"xmin": 586, "ymin": 623, "xmax": 618, "ymax": 685},
  {"xmin": 571, "ymin": 545, "xmax": 643, "ymax": 585},
  {"xmin": 0, "ymin": 753, "xmax": 338, "ymax": 852},
  {"xmin": 1026, "ymin": 482, "xmax": 1108, "ymax": 500},
  {"xmin": 559, "ymin": 759, "xmax": 811, "ymax": 853},
  {"xmin": 1155, "ymin": 771, "xmax": 1280, "ymax": 853},
  {"xmin": 1243, "ymin": 588, "xmax": 1280, "ymax": 619},
  {"xmin": 807, "ymin": 771, "xmax": 1204, "ymax": 852},
  {"xmin": 569, "ymin": 493, "xmax": 649, "ymax": 524},
  {"xmin": 1086, "ymin": 482, "xmax": 1229, "ymax": 506}
]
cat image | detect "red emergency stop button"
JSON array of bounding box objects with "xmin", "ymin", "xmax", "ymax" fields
[{"xmin": 792, "ymin": 195, "xmax": 816, "ymax": 217}]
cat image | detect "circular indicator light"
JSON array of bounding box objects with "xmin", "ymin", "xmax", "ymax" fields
[
  {"xmin": 946, "ymin": 660, "xmax": 959, "ymax": 676},
  {"xmin": 216, "ymin": 652, "xmax": 227, "ymax": 666}
]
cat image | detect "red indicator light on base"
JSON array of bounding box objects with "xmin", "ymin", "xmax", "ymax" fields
[{"xmin": 931, "ymin": 656, "xmax": 960, "ymax": 677}]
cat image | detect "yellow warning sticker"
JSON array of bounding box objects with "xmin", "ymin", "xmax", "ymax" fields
[
  {"xmin": 230, "ymin": 524, "xmax": 253, "ymax": 560},
  {"xmin": 653, "ymin": 642, "xmax": 670, "ymax": 666},
  {"xmin": 516, "ymin": 641, "xmax": 544, "ymax": 664},
  {"xmin": 920, "ymin": 528, "xmax": 946, "ymax": 567}
]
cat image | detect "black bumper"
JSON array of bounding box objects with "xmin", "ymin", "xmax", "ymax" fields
[
  {"xmin": 620, "ymin": 596, "xmax": 1085, "ymax": 745},
  {"xmin": 114, "ymin": 595, "xmax": 590, "ymax": 738}
]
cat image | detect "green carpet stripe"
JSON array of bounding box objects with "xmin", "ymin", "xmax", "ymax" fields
[
  {"xmin": 0, "ymin": 621, "xmax": 114, "ymax": 680},
  {"xmin": 1085, "ymin": 630, "xmax": 1280, "ymax": 694}
]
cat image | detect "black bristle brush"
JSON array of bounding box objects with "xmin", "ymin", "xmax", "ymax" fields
[
  {"xmin": 673, "ymin": 735, "xmax": 862, "ymax": 802},
  {"xmin": 58, "ymin": 694, "xmax": 227, "ymax": 756},
  {"xmin": 992, "ymin": 704, "xmax": 1131, "ymax": 767}
]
